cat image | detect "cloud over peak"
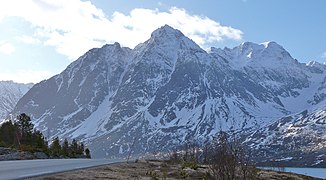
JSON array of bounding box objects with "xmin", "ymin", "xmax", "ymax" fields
[{"xmin": 0, "ymin": 0, "xmax": 243, "ymax": 60}]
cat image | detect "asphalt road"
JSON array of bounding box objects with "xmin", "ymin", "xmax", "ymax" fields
[{"xmin": 0, "ymin": 159, "xmax": 120, "ymax": 180}]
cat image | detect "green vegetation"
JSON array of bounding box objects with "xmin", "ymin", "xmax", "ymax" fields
[
  {"xmin": 85, "ymin": 148, "xmax": 91, "ymax": 158},
  {"xmin": 0, "ymin": 113, "xmax": 90, "ymax": 159},
  {"xmin": 48, "ymin": 137, "xmax": 88, "ymax": 158},
  {"xmin": 0, "ymin": 113, "xmax": 48, "ymax": 153}
]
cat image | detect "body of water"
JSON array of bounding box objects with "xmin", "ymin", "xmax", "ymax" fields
[{"xmin": 259, "ymin": 167, "xmax": 326, "ymax": 179}]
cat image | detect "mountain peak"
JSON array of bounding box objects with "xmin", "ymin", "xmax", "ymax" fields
[
  {"xmin": 307, "ymin": 60, "xmax": 321, "ymax": 66},
  {"xmin": 134, "ymin": 24, "xmax": 202, "ymax": 53},
  {"xmin": 307, "ymin": 60, "xmax": 326, "ymax": 67},
  {"xmin": 217, "ymin": 41, "xmax": 297, "ymax": 69},
  {"xmin": 260, "ymin": 41, "xmax": 280, "ymax": 48},
  {"xmin": 159, "ymin": 24, "xmax": 176, "ymax": 31},
  {"xmin": 149, "ymin": 24, "xmax": 186, "ymax": 43},
  {"xmin": 238, "ymin": 41, "xmax": 291, "ymax": 58},
  {"xmin": 238, "ymin": 41, "xmax": 285, "ymax": 53},
  {"xmin": 306, "ymin": 60, "xmax": 326, "ymax": 73},
  {"xmin": 260, "ymin": 41, "xmax": 289, "ymax": 56}
]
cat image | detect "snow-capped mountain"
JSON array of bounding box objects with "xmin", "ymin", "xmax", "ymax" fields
[
  {"xmin": 12, "ymin": 25, "xmax": 326, "ymax": 162},
  {"xmin": 0, "ymin": 81, "xmax": 33, "ymax": 120}
]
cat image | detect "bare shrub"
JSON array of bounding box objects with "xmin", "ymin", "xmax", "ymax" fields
[{"xmin": 207, "ymin": 131, "xmax": 256, "ymax": 180}]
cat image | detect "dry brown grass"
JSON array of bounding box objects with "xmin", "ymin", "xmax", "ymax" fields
[{"xmin": 30, "ymin": 160, "xmax": 322, "ymax": 180}]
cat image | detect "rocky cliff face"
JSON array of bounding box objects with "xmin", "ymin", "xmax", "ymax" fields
[
  {"xmin": 12, "ymin": 25, "xmax": 326, "ymax": 163},
  {"xmin": 0, "ymin": 81, "xmax": 33, "ymax": 121},
  {"xmin": 245, "ymin": 109, "xmax": 326, "ymax": 167}
]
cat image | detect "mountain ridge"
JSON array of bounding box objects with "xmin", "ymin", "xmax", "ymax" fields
[{"xmin": 10, "ymin": 25, "xmax": 326, "ymax": 165}]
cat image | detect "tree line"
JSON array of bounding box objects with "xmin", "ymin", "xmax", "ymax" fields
[{"xmin": 0, "ymin": 113, "xmax": 90, "ymax": 158}]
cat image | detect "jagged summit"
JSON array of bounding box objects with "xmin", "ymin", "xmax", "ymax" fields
[
  {"xmin": 212, "ymin": 41, "xmax": 297, "ymax": 69},
  {"xmin": 307, "ymin": 60, "xmax": 325, "ymax": 67},
  {"xmin": 150, "ymin": 24, "xmax": 184, "ymax": 39},
  {"xmin": 136, "ymin": 24, "xmax": 203, "ymax": 52},
  {"xmin": 260, "ymin": 41, "xmax": 282, "ymax": 48},
  {"xmin": 239, "ymin": 41, "xmax": 262, "ymax": 50},
  {"xmin": 306, "ymin": 60, "xmax": 326, "ymax": 73},
  {"xmin": 101, "ymin": 42, "xmax": 132, "ymax": 55},
  {"xmin": 146, "ymin": 24, "xmax": 185, "ymax": 47},
  {"xmin": 236, "ymin": 41, "xmax": 290, "ymax": 57},
  {"xmin": 101, "ymin": 42, "xmax": 122, "ymax": 50},
  {"xmin": 260, "ymin": 41, "xmax": 293, "ymax": 59}
]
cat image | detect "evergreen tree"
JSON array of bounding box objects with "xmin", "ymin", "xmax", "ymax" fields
[
  {"xmin": 0, "ymin": 113, "xmax": 90, "ymax": 160},
  {"xmin": 50, "ymin": 137, "xmax": 62, "ymax": 157},
  {"xmin": 0, "ymin": 120, "xmax": 18, "ymax": 146},
  {"xmin": 85, "ymin": 148, "xmax": 91, "ymax": 159},
  {"xmin": 77, "ymin": 142, "xmax": 85, "ymax": 155},
  {"xmin": 16, "ymin": 113, "xmax": 34, "ymax": 145},
  {"xmin": 70, "ymin": 139, "xmax": 78, "ymax": 158},
  {"xmin": 62, "ymin": 138, "xmax": 69, "ymax": 157},
  {"xmin": 32, "ymin": 130, "xmax": 48, "ymax": 152}
]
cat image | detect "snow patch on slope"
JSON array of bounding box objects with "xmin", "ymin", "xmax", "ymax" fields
[{"xmin": 0, "ymin": 81, "xmax": 33, "ymax": 121}]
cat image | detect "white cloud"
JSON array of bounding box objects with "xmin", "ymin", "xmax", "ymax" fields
[
  {"xmin": 15, "ymin": 35, "xmax": 41, "ymax": 45},
  {"xmin": 0, "ymin": 70, "xmax": 52, "ymax": 84},
  {"xmin": 0, "ymin": 42, "xmax": 15, "ymax": 54},
  {"xmin": 0, "ymin": 0, "xmax": 243, "ymax": 60}
]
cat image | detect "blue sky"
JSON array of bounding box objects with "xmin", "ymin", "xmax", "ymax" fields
[{"xmin": 0, "ymin": 0, "xmax": 325, "ymax": 83}]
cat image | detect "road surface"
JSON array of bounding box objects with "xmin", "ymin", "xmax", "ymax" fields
[{"xmin": 0, "ymin": 159, "xmax": 120, "ymax": 180}]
